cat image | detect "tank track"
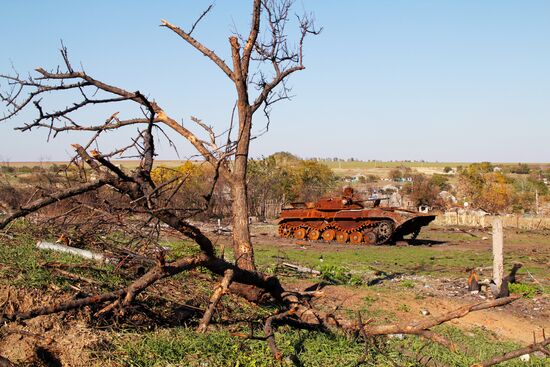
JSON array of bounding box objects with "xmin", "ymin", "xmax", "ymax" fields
[{"xmin": 278, "ymin": 220, "xmax": 395, "ymax": 245}]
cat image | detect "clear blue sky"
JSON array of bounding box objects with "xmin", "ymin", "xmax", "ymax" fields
[{"xmin": 1, "ymin": 0, "xmax": 549, "ymax": 162}]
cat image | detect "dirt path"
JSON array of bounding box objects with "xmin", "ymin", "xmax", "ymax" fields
[{"xmin": 285, "ymin": 279, "xmax": 549, "ymax": 345}]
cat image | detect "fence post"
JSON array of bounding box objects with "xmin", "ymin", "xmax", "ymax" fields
[{"xmin": 492, "ymin": 217, "xmax": 504, "ymax": 292}]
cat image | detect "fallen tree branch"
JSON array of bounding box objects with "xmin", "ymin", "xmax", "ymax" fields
[
  {"xmin": 0, "ymin": 289, "xmax": 125, "ymax": 324},
  {"xmin": 264, "ymin": 307, "xmax": 297, "ymax": 360},
  {"xmin": 48, "ymin": 268, "xmax": 100, "ymax": 285},
  {"xmin": 471, "ymin": 333, "xmax": 550, "ymax": 367},
  {"xmin": 364, "ymin": 295, "xmax": 520, "ymax": 336},
  {"xmin": 36, "ymin": 241, "xmax": 112, "ymax": 263},
  {"xmin": 282, "ymin": 262, "xmax": 320, "ymax": 275},
  {"xmin": 0, "ymin": 179, "xmax": 109, "ymax": 230},
  {"xmin": 197, "ymin": 269, "xmax": 234, "ymax": 333},
  {"xmin": 0, "ymin": 250, "xmax": 285, "ymax": 325},
  {"xmin": 280, "ymin": 294, "xmax": 520, "ymax": 355}
]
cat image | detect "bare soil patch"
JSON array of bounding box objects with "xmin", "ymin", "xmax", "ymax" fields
[{"xmin": 0, "ymin": 286, "xmax": 106, "ymax": 366}]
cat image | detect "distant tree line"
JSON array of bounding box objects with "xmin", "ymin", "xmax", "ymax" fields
[
  {"xmin": 386, "ymin": 162, "xmax": 549, "ymax": 214},
  {"xmin": 247, "ymin": 152, "xmax": 337, "ymax": 220},
  {"xmin": 147, "ymin": 152, "xmax": 337, "ymax": 221},
  {"xmin": 456, "ymin": 162, "xmax": 548, "ymax": 214}
]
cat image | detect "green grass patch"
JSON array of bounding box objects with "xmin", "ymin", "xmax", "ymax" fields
[
  {"xmin": 161, "ymin": 239, "xmax": 203, "ymax": 260},
  {"xmin": 394, "ymin": 325, "xmax": 548, "ymax": 366},
  {"xmin": 400, "ymin": 279, "xmax": 415, "ymax": 289},
  {"xmin": 103, "ymin": 324, "xmax": 549, "ymax": 367},
  {"xmin": 319, "ymin": 264, "xmax": 363, "ymax": 286},
  {"xmin": 509, "ymin": 282, "xmax": 539, "ymax": 299},
  {"xmin": 252, "ymin": 228, "xmax": 550, "ymax": 284},
  {"xmin": 252, "ymin": 242, "xmax": 492, "ymax": 278},
  {"xmin": 106, "ymin": 327, "xmax": 370, "ymax": 367},
  {"xmin": 0, "ymin": 224, "xmax": 124, "ymax": 289}
]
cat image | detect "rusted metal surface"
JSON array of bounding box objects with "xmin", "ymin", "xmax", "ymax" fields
[{"xmin": 278, "ymin": 188, "xmax": 435, "ymax": 245}]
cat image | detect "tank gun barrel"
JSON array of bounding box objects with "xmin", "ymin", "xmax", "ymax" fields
[{"xmin": 355, "ymin": 197, "xmax": 390, "ymax": 202}]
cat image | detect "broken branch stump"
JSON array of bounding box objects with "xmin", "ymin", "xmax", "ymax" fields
[{"xmin": 197, "ymin": 269, "xmax": 234, "ymax": 333}]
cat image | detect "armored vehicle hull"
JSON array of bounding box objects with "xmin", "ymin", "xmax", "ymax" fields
[{"xmin": 277, "ymin": 189, "xmax": 435, "ymax": 245}]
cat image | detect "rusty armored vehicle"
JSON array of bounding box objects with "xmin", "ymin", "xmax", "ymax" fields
[{"xmin": 277, "ymin": 188, "xmax": 435, "ymax": 245}]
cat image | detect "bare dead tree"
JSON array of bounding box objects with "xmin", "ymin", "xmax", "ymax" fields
[
  {"xmin": 1, "ymin": 1, "xmax": 319, "ymax": 272},
  {"xmin": 160, "ymin": 0, "xmax": 320, "ymax": 271}
]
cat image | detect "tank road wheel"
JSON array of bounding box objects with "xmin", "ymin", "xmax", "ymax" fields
[
  {"xmin": 349, "ymin": 231, "xmax": 363, "ymax": 244},
  {"xmin": 336, "ymin": 231, "xmax": 349, "ymax": 243},
  {"xmin": 376, "ymin": 221, "xmax": 394, "ymax": 244},
  {"xmin": 322, "ymin": 229, "xmax": 336, "ymax": 242},
  {"xmin": 278, "ymin": 225, "xmax": 292, "ymax": 238},
  {"xmin": 308, "ymin": 228, "xmax": 321, "ymax": 241},
  {"xmin": 294, "ymin": 227, "xmax": 307, "ymax": 240},
  {"xmin": 363, "ymin": 231, "xmax": 377, "ymax": 245}
]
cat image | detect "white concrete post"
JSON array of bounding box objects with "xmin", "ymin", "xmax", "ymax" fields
[{"xmin": 492, "ymin": 217, "xmax": 504, "ymax": 292}]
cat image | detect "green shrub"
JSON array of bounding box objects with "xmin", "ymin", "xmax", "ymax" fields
[
  {"xmin": 509, "ymin": 282, "xmax": 538, "ymax": 298},
  {"xmin": 319, "ymin": 265, "xmax": 363, "ymax": 286}
]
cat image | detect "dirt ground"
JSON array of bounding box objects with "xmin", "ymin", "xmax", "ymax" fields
[
  {"xmin": 246, "ymin": 224, "xmax": 550, "ymax": 345},
  {"xmin": 284, "ymin": 280, "xmax": 549, "ymax": 346},
  {"xmin": 0, "ymin": 224, "xmax": 548, "ymax": 365},
  {"xmin": 0, "ymin": 286, "xmax": 106, "ymax": 366}
]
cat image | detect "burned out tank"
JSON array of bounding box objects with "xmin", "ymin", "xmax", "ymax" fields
[{"xmin": 277, "ymin": 188, "xmax": 436, "ymax": 245}]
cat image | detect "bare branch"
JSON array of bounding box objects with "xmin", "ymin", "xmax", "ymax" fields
[
  {"xmin": 251, "ymin": 65, "xmax": 303, "ymax": 112},
  {"xmin": 197, "ymin": 269, "xmax": 234, "ymax": 332},
  {"xmin": 0, "ymin": 289, "xmax": 125, "ymax": 324},
  {"xmin": 241, "ymin": 0, "xmax": 262, "ymax": 81},
  {"xmin": 189, "ymin": 4, "xmax": 214, "ymax": 36},
  {"xmin": 160, "ymin": 19, "xmax": 234, "ymax": 81},
  {"xmin": 264, "ymin": 307, "xmax": 297, "ymax": 360},
  {"xmin": 364, "ymin": 295, "xmax": 521, "ymax": 337},
  {"xmin": 191, "ymin": 116, "xmax": 218, "ymax": 151},
  {"xmin": 472, "ymin": 333, "xmax": 550, "ymax": 366},
  {"xmin": 0, "ymin": 179, "xmax": 110, "ymax": 230}
]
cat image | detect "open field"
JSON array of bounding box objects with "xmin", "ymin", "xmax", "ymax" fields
[
  {"xmin": 5, "ymin": 160, "xmax": 550, "ymax": 169},
  {"xmin": 4, "ymin": 160, "xmax": 550, "ymax": 185},
  {"xmin": 0, "ymin": 221, "xmax": 548, "ymax": 366},
  {"xmin": 322, "ymin": 161, "xmax": 550, "ymax": 178}
]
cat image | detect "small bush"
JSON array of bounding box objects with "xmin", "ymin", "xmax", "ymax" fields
[
  {"xmin": 509, "ymin": 283, "xmax": 538, "ymax": 298},
  {"xmin": 319, "ymin": 265, "xmax": 363, "ymax": 286},
  {"xmin": 397, "ymin": 303, "xmax": 411, "ymax": 312}
]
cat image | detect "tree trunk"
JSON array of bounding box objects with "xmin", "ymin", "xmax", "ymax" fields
[
  {"xmin": 230, "ymin": 92, "xmax": 256, "ymax": 270},
  {"xmin": 227, "ymin": 34, "xmax": 257, "ymax": 271},
  {"xmin": 231, "ymin": 176, "xmax": 255, "ymax": 270}
]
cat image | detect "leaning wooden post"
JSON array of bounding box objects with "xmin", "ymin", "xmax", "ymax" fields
[{"xmin": 492, "ymin": 217, "xmax": 504, "ymax": 293}]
